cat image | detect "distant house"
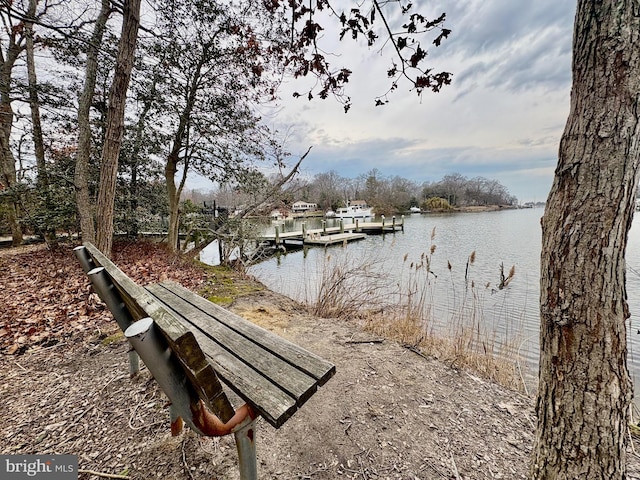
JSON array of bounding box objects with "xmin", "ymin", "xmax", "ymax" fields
[{"xmin": 292, "ymin": 201, "xmax": 318, "ymax": 213}]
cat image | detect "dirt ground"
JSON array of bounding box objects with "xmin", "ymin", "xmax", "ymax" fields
[{"xmin": 2, "ymin": 241, "xmax": 640, "ymax": 479}]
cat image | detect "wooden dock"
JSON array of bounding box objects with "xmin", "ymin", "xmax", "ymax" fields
[
  {"xmin": 258, "ymin": 216, "xmax": 404, "ymax": 247},
  {"xmin": 304, "ymin": 232, "xmax": 366, "ymax": 245}
]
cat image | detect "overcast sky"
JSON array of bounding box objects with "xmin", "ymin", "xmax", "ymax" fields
[
  {"xmin": 182, "ymin": 1, "xmax": 576, "ymax": 203},
  {"xmin": 254, "ymin": 0, "xmax": 576, "ymax": 204}
]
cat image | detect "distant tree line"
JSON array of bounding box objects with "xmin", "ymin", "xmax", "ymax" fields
[
  {"xmin": 290, "ymin": 169, "xmax": 517, "ymax": 214},
  {"xmin": 182, "ymin": 168, "xmax": 517, "ymax": 216},
  {"xmin": 420, "ymin": 172, "xmax": 518, "ymax": 209}
]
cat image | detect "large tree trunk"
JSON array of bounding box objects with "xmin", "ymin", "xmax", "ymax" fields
[
  {"xmin": 25, "ymin": 0, "xmax": 56, "ymax": 244},
  {"xmin": 95, "ymin": 0, "xmax": 141, "ymax": 256},
  {"xmin": 25, "ymin": 0, "xmax": 46, "ymax": 189},
  {"xmin": 74, "ymin": 0, "xmax": 111, "ymax": 244},
  {"xmin": 0, "ymin": 128, "xmax": 21, "ymax": 246},
  {"xmin": 166, "ymin": 156, "xmax": 180, "ymax": 251},
  {"xmin": 0, "ymin": 31, "xmax": 24, "ymax": 247},
  {"xmin": 165, "ymin": 152, "xmax": 187, "ymax": 252},
  {"xmin": 531, "ymin": 1, "xmax": 640, "ymax": 479}
]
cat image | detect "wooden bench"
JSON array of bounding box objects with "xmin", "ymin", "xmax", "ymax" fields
[{"xmin": 74, "ymin": 243, "xmax": 335, "ymax": 479}]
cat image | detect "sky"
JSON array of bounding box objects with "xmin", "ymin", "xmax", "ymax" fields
[{"xmin": 196, "ymin": 0, "xmax": 577, "ymax": 204}]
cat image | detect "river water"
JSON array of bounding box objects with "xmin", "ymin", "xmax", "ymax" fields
[{"xmin": 240, "ymin": 208, "xmax": 640, "ymax": 393}]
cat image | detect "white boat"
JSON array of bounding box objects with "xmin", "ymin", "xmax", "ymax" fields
[
  {"xmin": 409, "ymin": 206, "xmax": 421, "ymax": 213},
  {"xmin": 335, "ymin": 203, "xmax": 374, "ymax": 219},
  {"xmin": 325, "ymin": 210, "xmax": 336, "ymax": 218}
]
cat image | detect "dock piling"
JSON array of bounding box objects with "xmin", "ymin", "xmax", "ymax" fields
[{"xmin": 258, "ymin": 217, "xmax": 402, "ymax": 247}]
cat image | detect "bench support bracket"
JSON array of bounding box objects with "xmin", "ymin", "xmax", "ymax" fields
[
  {"xmin": 233, "ymin": 416, "xmax": 258, "ymax": 480},
  {"xmin": 86, "ymin": 265, "xmax": 140, "ymax": 375}
]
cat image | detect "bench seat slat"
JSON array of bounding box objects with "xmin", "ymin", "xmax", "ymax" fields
[
  {"xmin": 146, "ymin": 290, "xmax": 298, "ymax": 428},
  {"xmin": 82, "ymin": 243, "xmax": 236, "ymax": 423},
  {"xmin": 146, "ymin": 284, "xmax": 317, "ymax": 402},
  {"xmin": 153, "ymin": 281, "xmax": 335, "ymax": 386}
]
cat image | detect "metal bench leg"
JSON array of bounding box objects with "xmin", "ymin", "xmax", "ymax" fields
[
  {"xmin": 87, "ymin": 266, "xmax": 140, "ymax": 375},
  {"xmin": 128, "ymin": 350, "xmax": 140, "ymax": 376},
  {"xmin": 75, "ymin": 247, "xmax": 140, "ymax": 375},
  {"xmin": 73, "ymin": 245, "xmax": 96, "ymax": 273},
  {"xmin": 233, "ymin": 416, "xmax": 258, "ymax": 480}
]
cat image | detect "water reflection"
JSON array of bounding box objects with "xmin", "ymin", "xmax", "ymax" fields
[{"xmin": 245, "ymin": 208, "xmax": 640, "ymax": 395}]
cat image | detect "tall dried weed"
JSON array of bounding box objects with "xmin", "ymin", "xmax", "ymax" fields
[{"xmin": 308, "ymin": 232, "xmax": 525, "ymax": 391}]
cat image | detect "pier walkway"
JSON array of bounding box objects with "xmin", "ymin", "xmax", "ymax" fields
[{"xmin": 258, "ymin": 216, "xmax": 404, "ymax": 247}]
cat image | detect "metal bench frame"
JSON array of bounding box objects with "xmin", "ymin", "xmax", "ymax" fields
[{"xmin": 74, "ymin": 243, "xmax": 335, "ymax": 480}]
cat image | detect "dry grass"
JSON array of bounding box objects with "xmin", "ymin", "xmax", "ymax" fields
[
  {"xmin": 361, "ymin": 309, "xmax": 523, "ymax": 391},
  {"xmin": 307, "ymin": 233, "xmax": 526, "ymax": 392},
  {"xmin": 310, "ymin": 251, "xmax": 391, "ymax": 319}
]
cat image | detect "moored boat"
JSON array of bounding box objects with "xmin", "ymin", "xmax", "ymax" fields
[{"xmin": 335, "ymin": 201, "xmax": 374, "ymax": 218}]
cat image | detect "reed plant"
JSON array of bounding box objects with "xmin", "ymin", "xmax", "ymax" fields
[
  {"xmin": 308, "ymin": 231, "xmax": 529, "ymax": 391},
  {"xmin": 310, "ymin": 250, "xmax": 393, "ymax": 319}
]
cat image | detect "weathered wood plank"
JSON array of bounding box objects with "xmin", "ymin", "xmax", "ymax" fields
[
  {"xmin": 304, "ymin": 232, "xmax": 366, "ymax": 245},
  {"xmin": 149, "ymin": 286, "xmax": 300, "ymax": 428},
  {"xmin": 153, "ymin": 281, "xmax": 336, "ymax": 386},
  {"xmin": 185, "ymin": 328, "xmax": 298, "ymax": 428},
  {"xmin": 147, "ymin": 284, "xmax": 318, "ymax": 403},
  {"xmin": 83, "ymin": 243, "xmax": 235, "ymax": 422}
]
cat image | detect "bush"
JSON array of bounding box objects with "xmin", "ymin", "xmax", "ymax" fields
[{"xmin": 422, "ymin": 197, "xmax": 452, "ymax": 211}]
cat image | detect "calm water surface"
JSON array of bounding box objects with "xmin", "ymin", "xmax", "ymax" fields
[{"xmin": 245, "ymin": 208, "xmax": 640, "ymax": 393}]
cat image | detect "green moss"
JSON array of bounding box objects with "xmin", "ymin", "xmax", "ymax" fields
[
  {"xmin": 101, "ymin": 331, "xmax": 124, "ymax": 346},
  {"xmin": 196, "ymin": 263, "xmax": 263, "ymax": 306},
  {"xmin": 207, "ymin": 295, "xmax": 234, "ymax": 306}
]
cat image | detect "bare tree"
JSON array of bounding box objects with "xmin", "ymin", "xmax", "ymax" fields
[
  {"xmin": 74, "ymin": 0, "xmax": 111, "ymax": 245},
  {"xmin": 0, "ymin": 4, "xmax": 27, "ymax": 246},
  {"xmin": 531, "ymin": 1, "xmax": 640, "ymax": 478},
  {"xmin": 95, "ymin": 0, "xmax": 141, "ymax": 256},
  {"xmin": 24, "ymin": 0, "xmax": 46, "ymax": 188}
]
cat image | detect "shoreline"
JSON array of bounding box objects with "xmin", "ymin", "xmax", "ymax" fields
[{"xmin": 1, "ymin": 240, "xmax": 638, "ymax": 479}]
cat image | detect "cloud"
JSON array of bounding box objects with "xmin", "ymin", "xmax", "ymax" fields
[
  {"xmin": 242, "ymin": 1, "xmax": 576, "ymax": 205},
  {"xmin": 440, "ymin": 0, "xmax": 574, "ymax": 55},
  {"xmin": 434, "ymin": 0, "xmax": 575, "ymax": 93}
]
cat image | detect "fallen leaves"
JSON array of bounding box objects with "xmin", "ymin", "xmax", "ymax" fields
[{"xmin": 0, "ymin": 240, "xmax": 212, "ymax": 355}]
